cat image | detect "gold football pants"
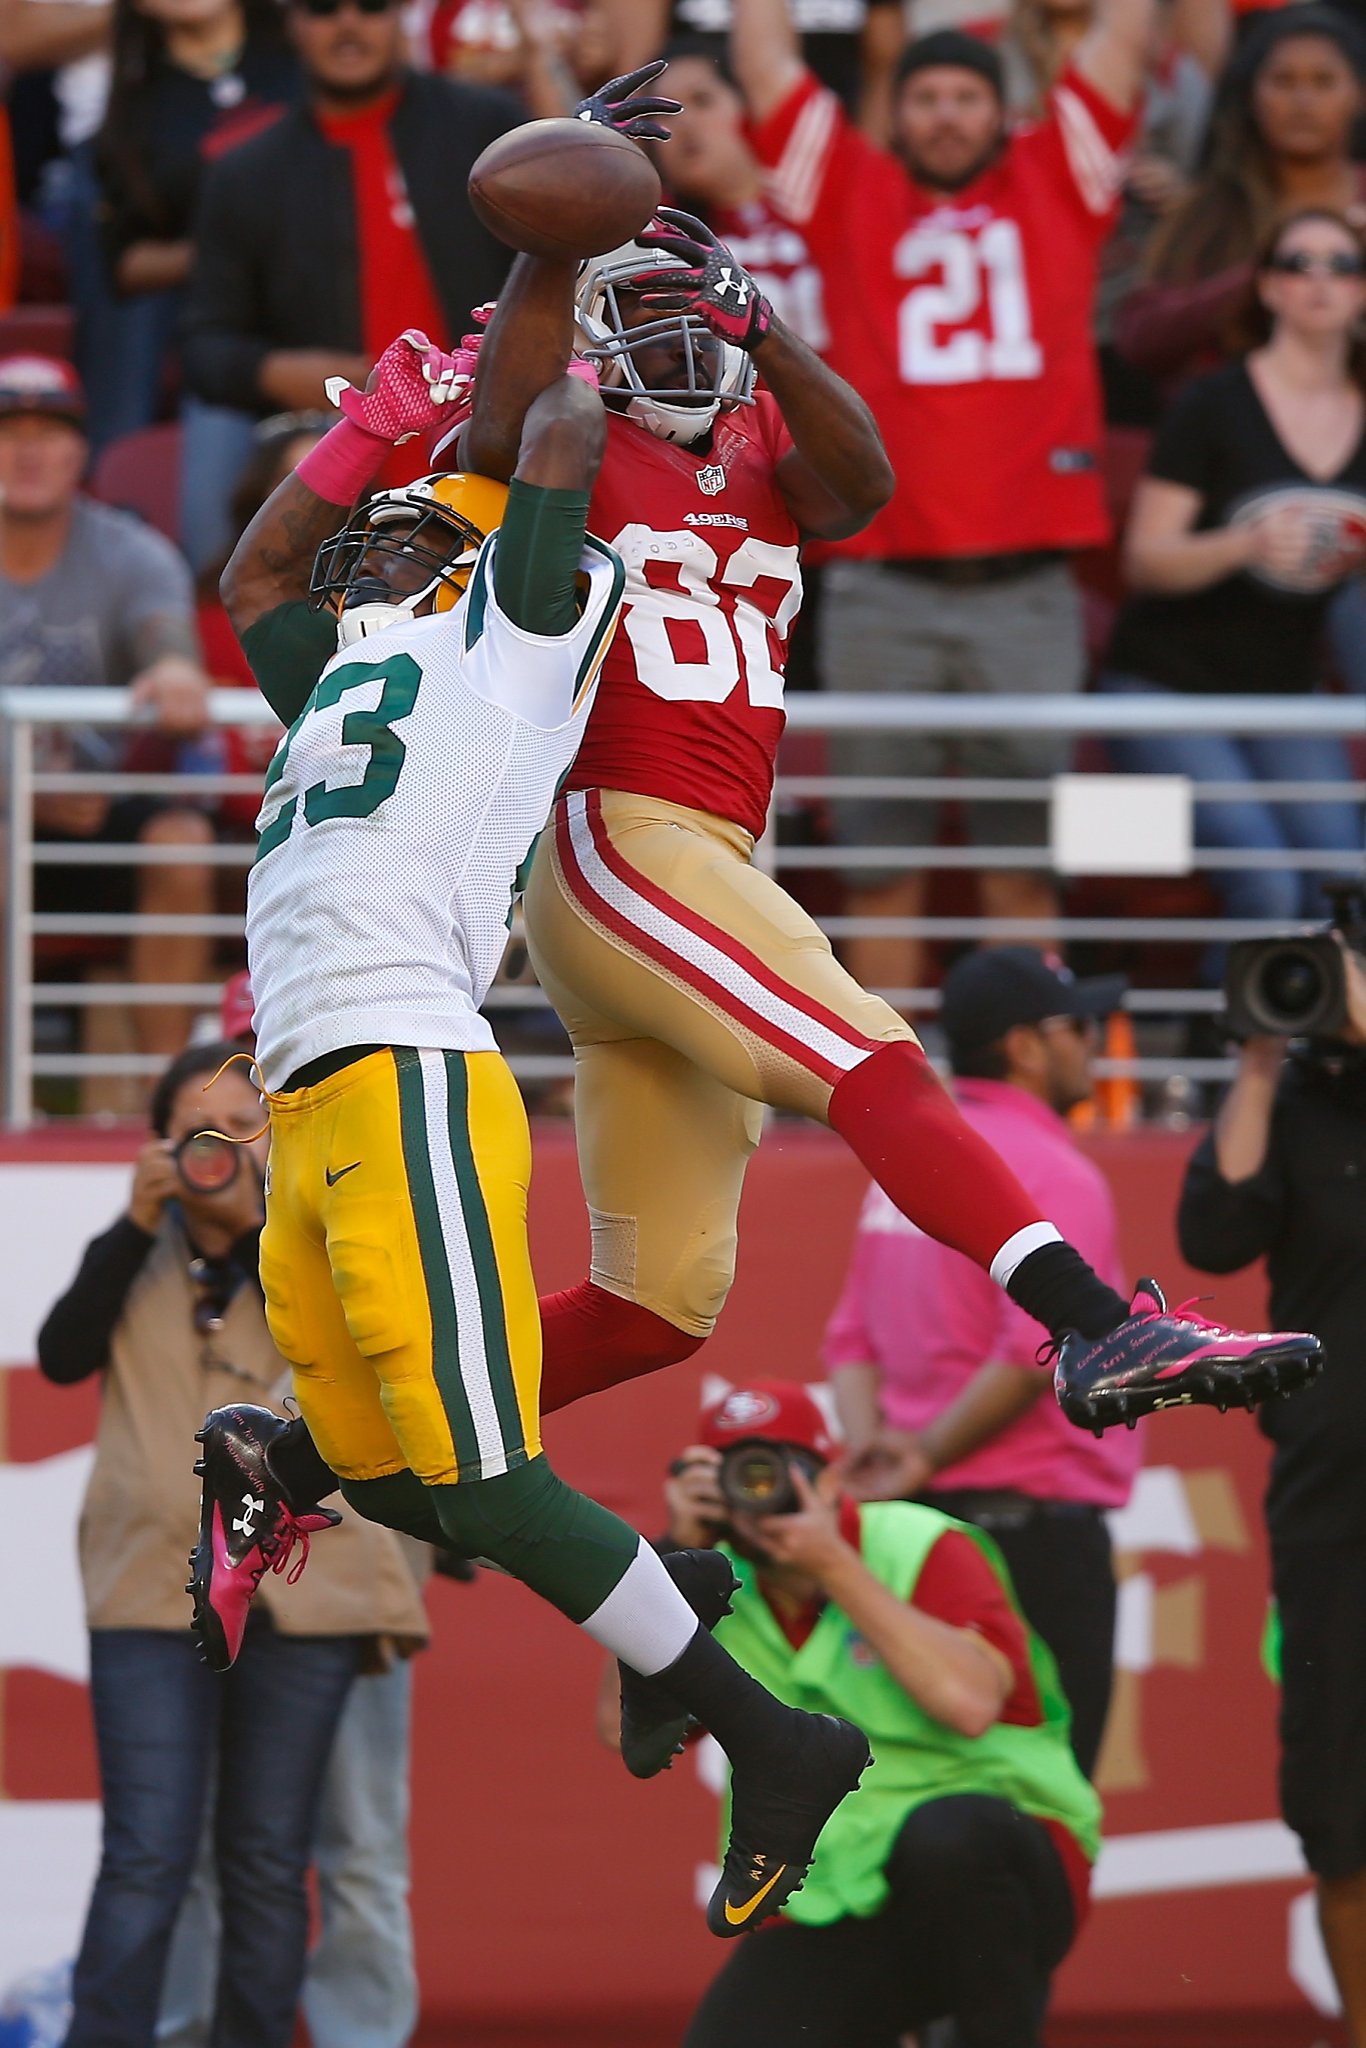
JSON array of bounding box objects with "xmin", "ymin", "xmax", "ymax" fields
[
  {"xmin": 523, "ymin": 787, "xmax": 916, "ymax": 1340},
  {"xmin": 259, "ymin": 1045, "xmax": 542, "ymax": 1484}
]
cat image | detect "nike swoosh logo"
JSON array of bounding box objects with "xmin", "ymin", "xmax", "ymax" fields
[
  {"xmin": 325, "ymin": 1162, "xmax": 361, "ymax": 1187},
  {"xmin": 722, "ymin": 1863, "xmax": 787, "ymax": 1927}
]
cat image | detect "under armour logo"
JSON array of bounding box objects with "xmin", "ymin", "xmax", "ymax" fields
[
  {"xmin": 715, "ymin": 266, "xmax": 750, "ymax": 305},
  {"xmin": 233, "ymin": 1493, "xmax": 264, "ymax": 1539}
]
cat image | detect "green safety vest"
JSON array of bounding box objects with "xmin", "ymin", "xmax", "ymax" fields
[{"xmin": 714, "ymin": 1501, "xmax": 1102, "ymax": 1926}]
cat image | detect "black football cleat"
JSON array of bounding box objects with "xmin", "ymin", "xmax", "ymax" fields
[
  {"xmin": 619, "ymin": 1548, "xmax": 740, "ymax": 1779},
  {"xmin": 188, "ymin": 1403, "xmax": 340, "ymax": 1672},
  {"xmin": 1054, "ymin": 1279, "xmax": 1323, "ymax": 1436},
  {"xmin": 708, "ymin": 1711, "xmax": 871, "ymax": 1938}
]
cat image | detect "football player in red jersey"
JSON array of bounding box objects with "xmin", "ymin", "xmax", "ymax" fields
[{"xmin": 428, "ymin": 69, "xmax": 1322, "ymax": 1444}]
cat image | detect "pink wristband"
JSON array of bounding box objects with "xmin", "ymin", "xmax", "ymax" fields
[{"xmin": 296, "ymin": 417, "xmax": 391, "ymax": 506}]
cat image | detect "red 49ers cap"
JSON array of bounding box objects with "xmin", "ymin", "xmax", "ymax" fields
[
  {"xmin": 700, "ymin": 1380, "xmax": 839, "ymax": 1464},
  {"xmin": 0, "ymin": 354, "xmax": 86, "ymax": 427}
]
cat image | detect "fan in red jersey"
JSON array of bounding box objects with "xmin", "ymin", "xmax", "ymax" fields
[{"xmin": 734, "ymin": 0, "xmax": 1146, "ymax": 1002}]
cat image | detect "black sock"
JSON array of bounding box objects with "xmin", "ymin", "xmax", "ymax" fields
[
  {"xmin": 1007, "ymin": 1242, "xmax": 1130, "ymax": 1343},
  {"xmin": 656, "ymin": 1622, "xmax": 794, "ymax": 1768},
  {"xmin": 267, "ymin": 1416, "xmax": 340, "ymax": 1511}
]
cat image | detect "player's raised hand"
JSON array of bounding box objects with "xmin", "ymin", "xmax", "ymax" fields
[
  {"xmin": 575, "ymin": 59, "xmax": 682, "ymax": 143},
  {"xmin": 638, "ymin": 208, "xmax": 774, "ymax": 351},
  {"xmin": 325, "ymin": 330, "xmax": 476, "ymax": 446}
]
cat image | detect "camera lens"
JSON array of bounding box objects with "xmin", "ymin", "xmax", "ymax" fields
[
  {"xmin": 176, "ymin": 1131, "xmax": 239, "ymax": 1195},
  {"xmin": 1254, "ymin": 948, "xmax": 1328, "ymax": 1029},
  {"xmin": 718, "ymin": 1442, "xmax": 798, "ymax": 1515},
  {"xmin": 730, "ymin": 1449, "xmax": 787, "ymax": 1507}
]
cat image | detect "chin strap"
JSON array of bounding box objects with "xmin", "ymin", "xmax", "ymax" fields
[{"xmin": 625, "ymin": 391, "xmax": 719, "ymax": 447}]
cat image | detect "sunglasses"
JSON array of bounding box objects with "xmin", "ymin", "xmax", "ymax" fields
[
  {"xmin": 1265, "ymin": 250, "xmax": 1366, "ymax": 278},
  {"xmin": 292, "ymin": 0, "xmax": 398, "ymax": 16}
]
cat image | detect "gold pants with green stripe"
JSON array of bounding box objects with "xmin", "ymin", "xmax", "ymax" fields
[{"xmin": 259, "ymin": 1046, "xmax": 542, "ymax": 1484}]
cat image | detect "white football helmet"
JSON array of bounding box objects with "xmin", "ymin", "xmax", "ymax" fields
[{"xmin": 574, "ymin": 239, "xmax": 756, "ymax": 447}]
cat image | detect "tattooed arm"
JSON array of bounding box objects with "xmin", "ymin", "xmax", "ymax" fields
[
  {"xmin": 218, "ymin": 475, "xmax": 348, "ymax": 724},
  {"xmin": 220, "ymin": 472, "xmax": 346, "ymax": 639}
]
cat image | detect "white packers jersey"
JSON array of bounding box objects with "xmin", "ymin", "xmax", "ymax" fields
[{"xmin": 246, "ymin": 530, "xmax": 624, "ymax": 1090}]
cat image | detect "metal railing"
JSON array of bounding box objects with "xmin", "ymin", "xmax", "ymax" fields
[{"xmin": 3, "ymin": 685, "xmax": 1363, "ymax": 1124}]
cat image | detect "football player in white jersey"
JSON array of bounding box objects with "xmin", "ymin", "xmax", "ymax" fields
[{"xmin": 189, "ymin": 317, "xmax": 871, "ymax": 1941}]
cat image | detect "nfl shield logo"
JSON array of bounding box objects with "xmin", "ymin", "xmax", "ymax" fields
[{"xmin": 697, "ymin": 463, "xmax": 726, "ymax": 496}]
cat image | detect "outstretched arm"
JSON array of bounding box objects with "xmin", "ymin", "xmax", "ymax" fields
[
  {"xmin": 640, "ymin": 208, "xmax": 893, "ymax": 539},
  {"xmin": 457, "ymin": 255, "xmax": 580, "ymax": 484},
  {"xmin": 491, "ymin": 374, "xmax": 608, "ymax": 638},
  {"xmin": 730, "ymin": 0, "xmax": 804, "ymax": 123},
  {"xmin": 1074, "ymin": 0, "xmax": 1157, "ymax": 111}
]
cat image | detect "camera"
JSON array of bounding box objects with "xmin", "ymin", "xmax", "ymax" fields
[
  {"xmin": 174, "ymin": 1128, "xmax": 240, "ymax": 1196},
  {"xmin": 718, "ymin": 1441, "xmax": 826, "ymax": 1518},
  {"xmin": 1224, "ymin": 884, "xmax": 1366, "ymax": 1041}
]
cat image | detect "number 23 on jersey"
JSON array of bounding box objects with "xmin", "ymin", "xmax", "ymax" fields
[{"xmin": 255, "ymin": 653, "xmax": 421, "ymax": 863}]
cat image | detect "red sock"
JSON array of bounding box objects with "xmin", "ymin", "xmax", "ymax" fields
[
  {"xmin": 827, "ymin": 1041, "xmax": 1047, "ymax": 1275},
  {"xmin": 538, "ymin": 1280, "xmax": 704, "ymax": 1414}
]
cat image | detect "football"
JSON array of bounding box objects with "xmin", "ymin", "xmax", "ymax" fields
[{"xmin": 468, "ymin": 118, "xmax": 662, "ymax": 262}]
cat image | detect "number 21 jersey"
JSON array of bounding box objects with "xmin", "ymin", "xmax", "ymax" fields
[
  {"xmin": 563, "ymin": 397, "xmax": 803, "ymax": 843},
  {"xmin": 753, "ymin": 67, "xmax": 1135, "ymax": 559}
]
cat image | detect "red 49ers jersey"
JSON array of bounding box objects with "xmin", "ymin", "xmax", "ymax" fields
[
  {"xmin": 565, "ymin": 394, "xmax": 801, "ymax": 841},
  {"xmin": 752, "ymin": 67, "xmax": 1135, "ymax": 559}
]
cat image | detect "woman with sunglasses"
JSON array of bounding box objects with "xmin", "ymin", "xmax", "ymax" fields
[
  {"xmin": 1101, "ymin": 209, "xmax": 1366, "ymax": 970},
  {"xmin": 1115, "ymin": 6, "xmax": 1366, "ymax": 396},
  {"xmin": 36, "ymin": 1038, "xmax": 427, "ymax": 2048}
]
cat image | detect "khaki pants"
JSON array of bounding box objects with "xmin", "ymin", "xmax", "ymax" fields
[{"xmin": 523, "ymin": 787, "xmax": 915, "ymax": 1337}]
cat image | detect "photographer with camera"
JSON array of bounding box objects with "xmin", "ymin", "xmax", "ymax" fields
[
  {"xmin": 603, "ymin": 1381, "xmax": 1100, "ymax": 2048},
  {"xmin": 1179, "ymin": 899, "xmax": 1366, "ymax": 2040},
  {"xmin": 37, "ymin": 1038, "xmax": 427, "ymax": 2048}
]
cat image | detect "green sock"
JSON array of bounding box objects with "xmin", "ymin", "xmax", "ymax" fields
[{"xmin": 426, "ymin": 1456, "xmax": 637, "ymax": 1622}]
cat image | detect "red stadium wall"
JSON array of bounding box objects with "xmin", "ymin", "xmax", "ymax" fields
[{"xmin": 0, "ymin": 1124, "xmax": 1347, "ymax": 2047}]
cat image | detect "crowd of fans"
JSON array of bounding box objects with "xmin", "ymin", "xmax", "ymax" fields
[{"xmin": 0, "ymin": 0, "xmax": 1363, "ymax": 1094}]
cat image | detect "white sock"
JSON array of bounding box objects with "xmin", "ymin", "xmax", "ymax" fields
[
  {"xmin": 989, "ymin": 1220, "xmax": 1063, "ymax": 1290},
  {"xmin": 579, "ymin": 1539, "xmax": 697, "ymax": 1676}
]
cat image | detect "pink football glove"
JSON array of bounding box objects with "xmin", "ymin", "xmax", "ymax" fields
[{"xmin": 325, "ymin": 329, "xmax": 475, "ymax": 445}]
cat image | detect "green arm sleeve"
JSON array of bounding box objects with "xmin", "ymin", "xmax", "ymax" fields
[
  {"xmin": 492, "ymin": 478, "xmax": 591, "ymax": 637},
  {"xmin": 239, "ymin": 601, "xmax": 340, "ymax": 724}
]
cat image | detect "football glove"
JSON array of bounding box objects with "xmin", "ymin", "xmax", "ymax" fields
[
  {"xmin": 638, "ymin": 208, "xmax": 774, "ymax": 352},
  {"xmin": 575, "ymin": 58, "xmax": 681, "ymax": 143},
  {"xmin": 325, "ymin": 329, "xmax": 476, "ymax": 445}
]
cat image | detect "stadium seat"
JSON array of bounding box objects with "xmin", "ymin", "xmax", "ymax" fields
[{"xmin": 90, "ymin": 421, "xmax": 183, "ymax": 547}]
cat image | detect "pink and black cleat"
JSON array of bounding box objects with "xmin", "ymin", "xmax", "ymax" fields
[
  {"xmin": 187, "ymin": 1404, "xmax": 340, "ymax": 1671},
  {"xmin": 1054, "ymin": 1279, "xmax": 1324, "ymax": 1436}
]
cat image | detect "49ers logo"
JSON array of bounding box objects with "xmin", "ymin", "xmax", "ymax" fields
[{"xmin": 716, "ymin": 1389, "xmax": 779, "ymax": 1430}]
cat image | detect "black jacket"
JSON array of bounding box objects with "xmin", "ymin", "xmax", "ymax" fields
[
  {"xmin": 1178, "ymin": 1055, "xmax": 1366, "ymax": 1545},
  {"xmin": 181, "ymin": 70, "xmax": 520, "ymax": 411}
]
